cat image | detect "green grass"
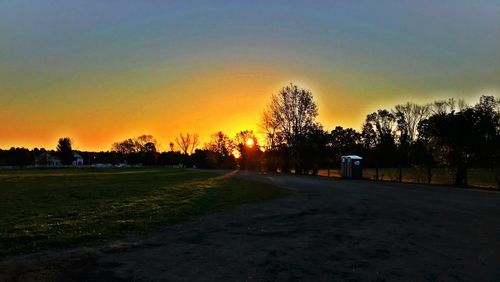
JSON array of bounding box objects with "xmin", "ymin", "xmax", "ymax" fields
[{"xmin": 0, "ymin": 168, "xmax": 289, "ymax": 256}]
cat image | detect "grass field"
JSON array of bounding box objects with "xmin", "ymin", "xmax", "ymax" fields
[
  {"xmin": 318, "ymin": 167, "xmax": 499, "ymax": 188},
  {"xmin": 0, "ymin": 169, "xmax": 289, "ymax": 256}
]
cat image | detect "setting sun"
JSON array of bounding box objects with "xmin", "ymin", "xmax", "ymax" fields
[{"xmin": 246, "ymin": 139, "xmax": 254, "ymax": 147}]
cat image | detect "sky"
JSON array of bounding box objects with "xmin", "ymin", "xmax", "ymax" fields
[{"xmin": 1, "ymin": 0, "xmax": 499, "ymax": 151}]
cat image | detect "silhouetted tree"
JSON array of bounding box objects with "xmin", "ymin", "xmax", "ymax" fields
[
  {"xmin": 110, "ymin": 135, "xmax": 159, "ymax": 165},
  {"xmin": 134, "ymin": 135, "xmax": 158, "ymax": 152},
  {"xmin": 175, "ymin": 133, "xmax": 199, "ymax": 155},
  {"xmin": 300, "ymin": 125, "xmax": 329, "ymax": 175},
  {"xmin": 205, "ymin": 131, "xmax": 236, "ymax": 169},
  {"xmin": 262, "ymin": 83, "xmax": 319, "ymax": 173},
  {"xmin": 409, "ymin": 139, "xmax": 436, "ymax": 184},
  {"xmin": 112, "ymin": 138, "xmax": 137, "ymax": 154},
  {"xmin": 363, "ymin": 110, "xmax": 397, "ymax": 142},
  {"xmin": 157, "ymin": 151, "xmax": 184, "ymax": 166},
  {"xmin": 261, "ymin": 104, "xmax": 281, "ymax": 150},
  {"xmin": 4, "ymin": 147, "xmax": 33, "ymax": 168},
  {"xmin": 112, "ymin": 135, "xmax": 158, "ymax": 154},
  {"xmin": 234, "ymin": 130, "xmax": 262, "ymax": 170},
  {"xmin": 430, "ymin": 98, "xmax": 457, "ymax": 115},
  {"xmin": 206, "ymin": 131, "xmax": 234, "ymax": 156},
  {"xmin": 57, "ymin": 137, "xmax": 73, "ymax": 165},
  {"xmin": 470, "ymin": 96, "xmax": 500, "ymax": 168},
  {"xmin": 419, "ymin": 96, "xmax": 499, "ymax": 186},
  {"xmin": 329, "ymin": 126, "xmax": 363, "ymax": 167},
  {"xmin": 261, "ymin": 106, "xmax": 283, "ymax": 172},
  {"xmin": 392, "ymin": 103, "xmax": 430, "ymax": 179},
  {"xmin": 361, "ymin": 110, "xmax": 398, "ymax": 173},
  {"xmin": 393, "ymin": 102, "xmax": 431, "ymax": 144},
  {"xmin": 191, "ymin": 149, "xmax": 218, "ymax": 169}
]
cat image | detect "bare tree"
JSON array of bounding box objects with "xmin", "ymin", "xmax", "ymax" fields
[
  {"xmin": 261, "ymin": 83, "xmax": 319, "ymax": 173},
  {"xmin": 234, "ymin": 130, "xmax": 258, "ymax": 148},
  {"xmin": 175, "ymin": 133, "xmax": 199, "ymax": 155},
  {"xmin": 260, "ymin": 104, "xmax": 280, "ymax": 150},
  {"xmin": 393, "ymin": 102, "xmax": 430, "ymax": 143},
  {"xmin": 361, "ymin": 110, "xmax": 398, "ymax": 179},
  {"xmin": 430, "ymin": 98, "xmax": 456, "ymax": 115},
  {"xmin": 134, "ymin": 135, "xmax": 158, "ymax": 152},
  {"xmin": 262, "ymin": 83, "xmax": 318, "ymax": 148},
  {"xmin": 169, "ymin": 142, "xmax": 175, "ymax": 152},
  {"xmin": 363, "ymin": 110, "xmax": 398, "ymax": 143},
  {"xmin": 205, "ymin": 131, "xmax": 234, "ymax": 157}
]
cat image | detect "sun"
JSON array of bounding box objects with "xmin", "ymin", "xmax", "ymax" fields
[{"xmin": 246, "ymin": 139, "xmax": 254, "ymax": 147}]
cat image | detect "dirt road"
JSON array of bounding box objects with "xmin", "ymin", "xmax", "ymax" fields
[{"xmin": 2, "ymin": 171, "xmax": 500, "ymax": 281}]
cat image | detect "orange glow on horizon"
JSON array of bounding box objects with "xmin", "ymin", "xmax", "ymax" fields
[{"xmin": 0, "ymin": 65, "xmax": 371, "ymax": 151}]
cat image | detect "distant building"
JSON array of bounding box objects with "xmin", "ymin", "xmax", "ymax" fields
[
  {"xmin": 72, "ymin": 152, "xmax": 84, "ymax": 166},
  {"xmin": 36, "ymin": 152, "xmax": 62, "ymax": 166},
  {"xmin": 35, "ymin": 152, "xmax": 84, "ymax": 167}
]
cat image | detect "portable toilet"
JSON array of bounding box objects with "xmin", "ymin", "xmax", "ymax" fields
[{"xmin": 341, "ymin": 155, "xmax": 363, "ymax": 179}]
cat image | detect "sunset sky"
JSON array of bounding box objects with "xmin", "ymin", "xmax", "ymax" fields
[{"xmin": 1, "ymin": 1, "xmax": 499, "ymax": 151}]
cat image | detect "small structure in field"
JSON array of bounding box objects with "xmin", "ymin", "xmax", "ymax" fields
[{"xmin": 341, "ymin": 155, "xmax": 363, "ymax": 179}]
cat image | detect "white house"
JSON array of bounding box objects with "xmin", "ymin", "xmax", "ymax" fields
[
  {"xmin": 35, "ymin": 152, "xmax": 62, "ymax": 166},
  {"xmin": 35, "ymin": 152, "xmax": 84, "ymax": 167},
  {"xmin": 72, "ymin": 152, "xmax": 84, "ymax": 166}
]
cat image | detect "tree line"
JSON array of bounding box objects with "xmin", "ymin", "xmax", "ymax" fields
[
  {"xmin": 259, "ymin": 84, "xmax": 498, "ymax": 186},
  {"xmin": 1, "ymin": 84, "xmax": 498, "ymax": 186}
]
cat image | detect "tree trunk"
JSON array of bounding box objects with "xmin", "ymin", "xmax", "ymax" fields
[
  {"xmin": 494, "ymin": 168, "xmax": 500, "ymax": 189},
  {"xmin": 427, "ymin": 167, "xmax": 432, "ymax": 184},
  {"xmin": 464, "ymin": 168, "xmax": 468, "ymax": 186},
  {"xmin": 375, "ymin": 167, "xmax": 379, "ymax": 180},
  {"xmin": 455, "ymin": 165, "xmax": 468, "ymax": 186},
  {"xmin": 398, "ymin": 165, "xmax": 402, "ymax": 183}
]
